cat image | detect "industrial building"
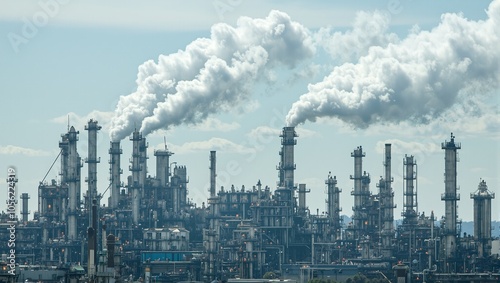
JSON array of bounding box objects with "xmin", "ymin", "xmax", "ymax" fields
[{"xmin": 1, "ymin": 121, "xmax": 499, "ymax": 283}]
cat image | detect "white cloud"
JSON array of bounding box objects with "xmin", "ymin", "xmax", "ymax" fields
[
  {"xmin": 51, "ymin": 111, "xmax": 114, "ymax": 133},
  {"xmin": 315, "ymin": 10, "xmax": 399, "ymax": 62},
  {"xmin": 296, "ymin": 127, "xmax": 318, "ymax": 138},
  {"xmin": 169, "ymin": 138, "xmax": 253, "ymax": 154},
  {"xmin": 247, "ymin": 126, "xmax": 281, "ymax": 140},
  {"xmin": 0, "ymin": 1, "xmax": 379, "ymax": 32},
  {"xmin": 375, "ymin": 139, "xmax": 441, "ymax": 155},
  {"xmin": 287, "ymin": 1, "xmax": 500, "ymax": 129},
  {"xmin": 0, "ymin": 145, "xmax": 50, "ymax": 157},
  {"xmin": 110, "ymin": 10, "xmax": 315, "ymax": 141},
  {"xmin": 188, "ymin": 117, "xmax": 240, "ymax": 132}
]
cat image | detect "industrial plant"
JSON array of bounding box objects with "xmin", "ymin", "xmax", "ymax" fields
[{"xmin": 1, "ymin": 121, "xmax": 499, "ymax": 283}]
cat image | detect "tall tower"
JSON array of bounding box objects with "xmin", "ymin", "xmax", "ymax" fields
[
  {"xmin": 403, "ymin": 155, "xmax": 418, "ymax": 225},
  {"xmin": 139, "ymin": 136, "xmax": 148, "ymax": 198},
  {"xmin": 109, "ymin": 141, "xmax": 122, "ymax": 209},
  {"xmin": 441, "ymin": 133, "xmax": 461, "ymax": 272},
  {"xmin": 130, "ymin": 130, "xmax": 142, "ymax": 224},
  {"xmin": 155, "ymin": 145, "xmax": 173, "ymax": 188},
  {"xmin": 172, "ymin": 166, "xmax": 188, "ymax": 213},
  {"xmin": 379, "ymin": 144, "xmax": 395, "ymax": 258},
  {"xmin": 209, "ymin": 151, "xmax": 216, "ymax": 198},
  {"xmin": 326, "ymin": 174, "xmax": 342, "ymax": 240},
  {"xmin": 65, "ymin": 126, "xmax": 81, "ymax": 240},
  {"xmin": 85, "ymin": 119, "xmax": 101, "ymax": 214},
  {"xmin": 277, "ymin": 126, "xmax": 297, "ymax": 190},
  {"xmin": 20, "ymin": 193, "xmax": 30, "ymax": 222},
  {"xmin": 205, "ymin": 151, "xmax": 220, "ymax": 281},
  {"xmin": 470, "ymin": 180, "xmax": 495, "ymax": 258},
  {"xmin": 351, "ymin": 146, "xmax": 368, "ymax": 236}
]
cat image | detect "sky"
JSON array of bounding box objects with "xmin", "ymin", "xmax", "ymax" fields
[{"xmin": 0, "ymin": 0, "xmax": 499, "ymax": 223}]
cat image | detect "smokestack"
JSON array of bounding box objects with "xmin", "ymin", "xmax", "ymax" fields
[
  {"xmin": 403, "ymin": 155, "xmax": 417, "ymax": 224},
  {"xmin": 278, "ymin": 126, "xmax": 297, "ymax": 190},
  {"xmin": 139, "ymin": 137, "xmax": 148, "ymax": 198},
  {"xmin": 351, "ymin": 146, "xmax": 366, "ymax": 236},
  {"xmin": 85, "ymin": 119, "xmax": 101, "ymax": 223},
  {"xmin": 441, "ymin": 133, "xmax": 461, "ymax": 272},
  {"xmin": 380, "ymin": 144, "xmax": 395, "ymax": 258},
  {"xmin": 210, "ymin": 151, "xmax": 216, "ymax": 197},
  {"xmin": 326, "ymin": 174, "xmax": 342, "ymax": 240},
  {"xmin": 66, "ymin": 126, "xmax": 80, "ymax": 240},
  {"xmin": 130, "ymin": 130, "xmax": 142, "ymax": 224},
  {"xmin": 109, "ymin": 141, "xmax": 122, "ymax": 209},
  {"xmin": 20, "ymin": 193, "xmax": 30, "ymax": 222}
]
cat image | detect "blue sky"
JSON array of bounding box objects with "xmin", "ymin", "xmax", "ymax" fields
[{"xmin": 0, "ymin": 0, "xmax": 498, "ymax": 222}]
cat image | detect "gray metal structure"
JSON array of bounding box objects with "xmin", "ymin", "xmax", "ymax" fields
[
  {"xmin": 130, "ymin": 130, "xmax": 142, "ymax": 224},
  {"xmin": 109, "ymin": 141, "xmax": 122, "ymax": 209},
  {"xmin": 470, "ymin": 179, "xmax": 495, "ymax": 258},
  {"xmin": 441, "ymin": 133, "xmax": 461, "ymax": 272},
  {"xmin": 380, "ymin": 144, "xmax": 395, "ymax": 258},
  {"xmin": 403, "ymin": 155, "xmax": 417, "ymax": 225}
]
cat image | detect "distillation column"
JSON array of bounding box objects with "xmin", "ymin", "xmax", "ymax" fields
[
  {"xmin": 351, "ymin": 146, "xmax": 367, "ymax": 237},
  {"xmin": 278, "ymin": 126, "xmax": 297, "ymax": 190},
  {"xmin": 139, "ymin": 137, "xmax": 148, "ymax": 198},
  {"xmin": 470, "ymin": 180, "xmax": 495, "ymax": 258},
  {"xmin": 403, "ymin": 155, "xmax": 418, "ymax": 225},
  {"xmin": 85, "ymin": 119, "xmax": 101, "ymax": 224},
  {"xmin": 205, "ymin": 150, "xmax": 220, "ymax": 281},
  {"xmin": 380, "ymin": 144, "xmax": 395, "ymax": 258},
  {"xmin": 20, "ymin": 193, "xmax": 30, "ymax": 222},
  {"xmin": 130, "ymin": 130, "xmax": 142, "ymax": 225},
  {"xmin": 66, "ymin": 126, "xmax": 80, "ymax": 240},
  {"xmin": 155, "ymin": 146, "xmax": 173, "ymax": 188},
  {"xmin": 109, "ymin": 141, "xmax": 122, "ymax": 209},
  {"xmin": 210, "ymin": 151, "xmax": 216, "ymax": 197},
  {"xmin": 172, "ymin": 166, "xmax": 188, "ymax": 212},
  {"xmin": 326, "ymin": 174, "xmax": 342, "ymax": 240},
  {"xmin": 298, "ymin": 184, "xmax": 310, "ymax": 214},
  {"xmin": 441, "ymin": 133, "xmax": 461, "ymax": 272}
]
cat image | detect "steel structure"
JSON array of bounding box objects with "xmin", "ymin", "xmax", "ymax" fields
[{"xmin": 3, "ymin": 126, "xmax": 499, "ymax": 283}]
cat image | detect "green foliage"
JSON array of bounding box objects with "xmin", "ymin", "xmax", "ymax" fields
[{"xmin": 263, "ymin": 271, "xmax": 276, "ymax": 279}]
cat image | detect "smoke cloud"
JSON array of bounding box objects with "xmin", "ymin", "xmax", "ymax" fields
[
  {"xmin": 110, "ymin": 10, "xmax": 314, "ymax": 141},
  {"xmin": 286, "ymin": 0, "xmax": 500, "ymax": 127},
  {"xmin": 315, "ymin": 10, "xmax": 399, "ymax": 62}
]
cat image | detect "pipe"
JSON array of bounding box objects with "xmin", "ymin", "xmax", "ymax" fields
[
  {"xmin": 85, "ymin": 119, "xmax": 101, "ymax": 219},
  {"xmin": 109, "ymin": 141, "xmax": 122, "ymax": 209},
  {"xmin": 210, "ymin": 151, "xmax": 216, "ymax": 197}
]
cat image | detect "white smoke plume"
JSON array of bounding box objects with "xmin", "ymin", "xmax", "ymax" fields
[
  {"xmin": 315, "ymin": 10, "xmax": 399, "ymax": 62},
  {"xmin": 110, "ymin": 10, "xmax": 314, "ymax": 141},
  {"xmin": 286, "ymin": 0, "xmax": 500, "ymax": 127}
]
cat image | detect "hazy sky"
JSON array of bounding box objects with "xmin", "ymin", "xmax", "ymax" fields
[{"xmin": 0, "ymin": 0, "xmax": 498, "ymax": 222}]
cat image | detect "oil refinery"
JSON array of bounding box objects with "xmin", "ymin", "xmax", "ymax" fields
[{"xmin": 1, "ymin": 121, "xmax": 499, "ymax": 283}]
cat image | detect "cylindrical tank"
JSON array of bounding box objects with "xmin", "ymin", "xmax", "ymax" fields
[{"xmin": 470, "ymin": 180, "xmax": 495, "ymax": 257}]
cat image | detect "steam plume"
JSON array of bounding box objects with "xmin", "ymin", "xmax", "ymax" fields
[
  {"xmin": 286, "ymin": 0, "xmax": 500, "ymax": 127},
  {"xmin": 110, "ymin": 10, "xmax": 314, "ymax": 141}
]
